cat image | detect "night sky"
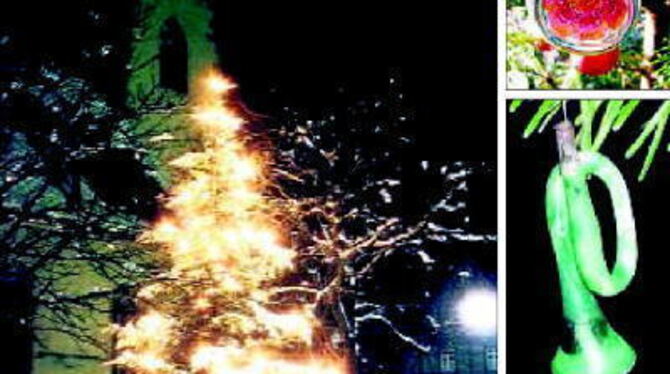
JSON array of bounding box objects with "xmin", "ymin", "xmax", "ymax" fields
[
  {"xmin": 210, "ymin": 1, "xmax": 497, "ymax": 164},
  {"xmin": 0, "ymin": 1, "xmax": 497, "ymax": 161}
]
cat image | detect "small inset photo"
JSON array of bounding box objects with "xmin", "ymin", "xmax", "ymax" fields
[
  {"xmin": 507, "ymin": 100, "xmax": 670, "ymax": 373},
  {"xmin": 506, "ymin": 0, "xmax": 670, "ymax": 89}
]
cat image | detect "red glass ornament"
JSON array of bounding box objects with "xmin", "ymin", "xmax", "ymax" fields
[
  {"xmin": 535, "ymin": 0, "xmax": 638, "ymax": 54},
  {"xmin": 574, "ymin": 47, "xmax": 620, "ymax": 75}
]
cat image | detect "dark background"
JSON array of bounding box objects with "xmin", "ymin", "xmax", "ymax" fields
[
  {"xmin": 507, "ymin": 100, "xmax": 670, "ymax": 374},
  {"xmin": 210, "ymin": 1, "xmax": 497, "ymax": 164},
  {"xmin": 1, "ymin": 1, "xmax": 497, "ymax": 161}
]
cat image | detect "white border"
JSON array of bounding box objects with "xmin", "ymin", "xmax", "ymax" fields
[
  {"xmin": 508, "ymin": 90, "xmax": 670, "ymax": 99},
  {"xmin": 497, "ymin": 0, "xmax": 507, "ymax": 373}
]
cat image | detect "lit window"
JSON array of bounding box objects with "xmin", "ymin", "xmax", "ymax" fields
[
  {"xmin": 440, "ymin": 349, "xmax": 456, "ymax": 372},
  {"xmin": 485, "ymin": 346, "xmax": 498, "ymax": 371}
]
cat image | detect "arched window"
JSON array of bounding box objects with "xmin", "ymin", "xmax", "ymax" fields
[
  {"xmin": 159, "ymin": 18, "xmax": 188, "ymax": 94},
  {"xmin": 127, "ymin": 0, "xmax": 218, "ymax": 107}
]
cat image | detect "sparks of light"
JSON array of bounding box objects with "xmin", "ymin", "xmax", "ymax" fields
[
  {"xmin": 191, "ymin": 346, "xmax": 345, "ymax": 374},
  {"xmin": 109, "ymin": 69, "xmax": 346, "ymax": 374}
]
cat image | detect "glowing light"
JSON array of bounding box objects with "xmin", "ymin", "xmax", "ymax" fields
[
  {"xmin": 457, "ymin": 289, "xmax": 497, "ymax": 335},
  {"xmin": 230, "ymin": 156, "xmax": 260, "ymax": 181},
  {"xmin": 191, "ymin": 106, "xmax": 245, "ymax": 131},
  {"xmin": 191, "ymin": 346, "xmax": 346, "ymax": 374},
  {"xmin": 252, "ymin": 305, "xmax": 315, "ymax": 343},
  {"xmin": 110, "ymin": 69, "xmax": 346, "ymax": 374},
  {"xmin": 207, "ymin": 75, "xmax": 236, "ymax": 93}
]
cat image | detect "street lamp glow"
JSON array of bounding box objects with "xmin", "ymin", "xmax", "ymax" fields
[{"xmin": 457, "ymin": 289, "xmax": 497, "ymax": 335}]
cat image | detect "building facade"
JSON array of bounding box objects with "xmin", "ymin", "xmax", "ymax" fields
[
  {"xmin": 404, "ymin": 267, "xmax": 497, "ymax": 374},
  {"xmin": 32, "ymin": 1, "xmax": 218, "ymax": 373}
]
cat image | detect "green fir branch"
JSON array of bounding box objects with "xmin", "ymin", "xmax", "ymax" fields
[
  {"xmin": 574, "ymin": 100, "xmax": 603, "ymax": 150},
  {"xmin": 612, "ymin": 101, "xmax": 639, "ymax": 131},
  {"xmin": 625, "ymin": 101, "xmax": 670, "ymax": 180},
  {"xmin": 511, "ymin": 100, "xmax": 670, "ymax": 181},
  {"xmin": 522, "ymin": 100, "xmax": 562, "ymax": 138},
  {"xmin": 592, "ymin": 100, "xmax": 623, "ymax": 151}
]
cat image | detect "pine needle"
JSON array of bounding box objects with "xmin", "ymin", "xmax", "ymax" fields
[
  {"xmin": 612, "ymin": 100, "xmax": 639, "ymax": 131},
  {"xmin": 574, "ymin": 100, "xmax": 603, "ymax": 150},
  {"xmin": 509, "ymin": 100, "xmax": 523, "ymax": 113},
  {"xmin": 523, "ymin": 100, "xmax": 561, "ymax": 138},
  {"xmin": 592, "ymin": 101, "xmax": 624, "ymax": 152},
  {"xmin": 625, "ymin": 102, "xmax": 670, "ymax": 180}
]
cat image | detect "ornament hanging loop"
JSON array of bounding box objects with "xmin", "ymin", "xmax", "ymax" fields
[{"xmin": 555, "ymin": 119, "xmax": 578, "ymax": 167}]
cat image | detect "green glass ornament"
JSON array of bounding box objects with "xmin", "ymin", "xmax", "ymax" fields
[{"xmin": 546, "ymin": 150, "xmax": 638, "ymax": 374}]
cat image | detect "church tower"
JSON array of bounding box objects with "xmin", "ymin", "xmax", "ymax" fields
[
  {"xmin": 32, "ymin": 2, "xmax": 220, "ymax": 374},
  {"xmin": 127, "ymin": 0, "xmax": 219, "ymax": 107}
]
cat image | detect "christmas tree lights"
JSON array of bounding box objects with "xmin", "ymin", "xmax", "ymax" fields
[{"xmin": 109, "ymin": 68, "xmax": 347, "ymax": 374}]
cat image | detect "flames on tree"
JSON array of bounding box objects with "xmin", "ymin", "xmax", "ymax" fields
[{"xmin": 109, "ymin": 68, "xmax": 347, "ymax": 374}]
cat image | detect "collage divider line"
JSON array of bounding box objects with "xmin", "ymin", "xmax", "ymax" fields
[
  {"xmin": 507, "ymin": 90, "xmax": 670, "ymax": 100},
  {"xmin": 497, "ymin": 0, "xmax": 507, "ymax": 373}
]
